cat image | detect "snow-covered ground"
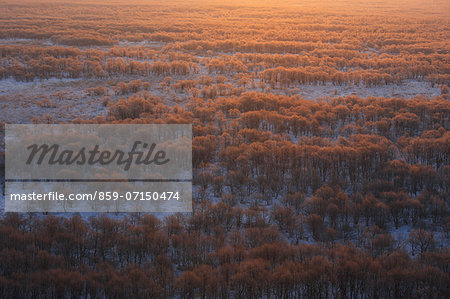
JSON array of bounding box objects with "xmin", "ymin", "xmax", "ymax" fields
[
  {"xmin": 0, "ymin": 78, "xmax": 108, "ymax": 124},
  {"xmin": 290, "ymin": 79, "xmax": 440, "ymax": 100},
  {"xmin": 0, "ymin": 77, "xmax": 82, "ymax": 96},
  {"xmin": 117, "ymin": 40, "xmax": 166, "ymax": 49},
  {"xmin": 0, "ymin": 75, "xmax": 441, "ymax": 125}
]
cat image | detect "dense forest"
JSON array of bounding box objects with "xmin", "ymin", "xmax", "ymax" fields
[{"xmin": 0, "ymin": 0, "xmax": 449, "ymax": 298}]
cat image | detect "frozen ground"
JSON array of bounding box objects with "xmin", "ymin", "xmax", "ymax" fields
[
  {"xmin": 0, "ymin": 37, "xmax": 442, "ymax": 124},
  {"xmin": 290, "ymin": 79, "xmax": 440, "ymax": 100},
  {"xmin": 0, "ymin": 75, "xmax": 441, "ymax": 125},
  {"xmin": 0, "ymin": 78, "xmax": 109, "ymax": 124}
]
